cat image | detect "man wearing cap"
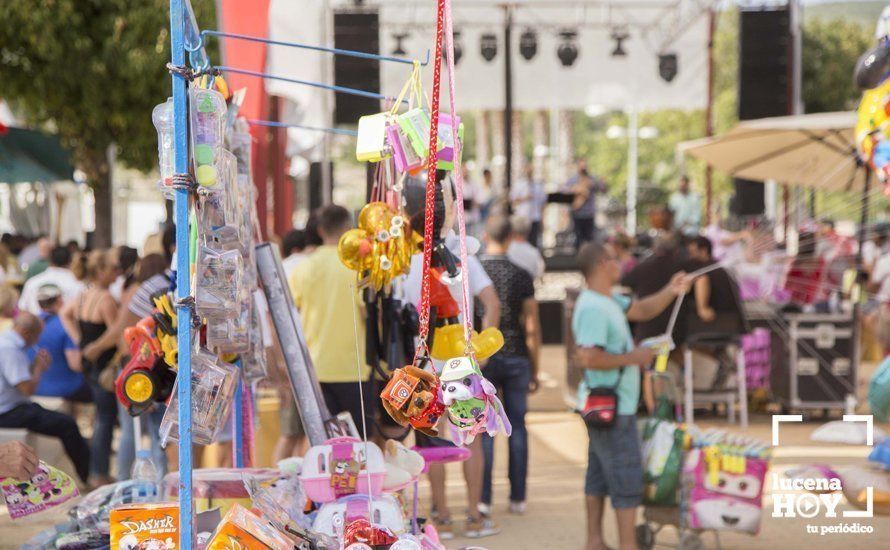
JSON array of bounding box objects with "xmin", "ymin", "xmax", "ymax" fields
[{"xmin": 30, "ymin": 285, "xmax": 89, "ymax": 403}]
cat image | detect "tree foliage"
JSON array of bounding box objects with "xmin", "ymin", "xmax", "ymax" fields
[
  {"xmin": 0, "ymin": 0, "xmax": 216, "ymax": 245},
  {"xmin": 802, "ymin": 17, "xmax": 873, "ymax": 113}
]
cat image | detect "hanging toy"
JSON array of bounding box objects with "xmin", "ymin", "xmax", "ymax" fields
[
  {"xmin": 853, "ymin": 6, "xmax": 890, "ymax": 189},
  {"xmin": 338, "ymin": 202, "xmax": 414, "ymax": 290},
  {"xmin": 439, "ymin": 356, "xmax": 512, "ymax": 445},
  {"xmin": 380, "ymin": 364, "xmax": 445, "ymax": 436}
]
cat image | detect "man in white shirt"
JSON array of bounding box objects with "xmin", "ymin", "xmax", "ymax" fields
[
  {"xmin": 510, "ymin": 165, "xmax": 547, "ymax": 247},
  {"xmin": 19, "ymin": 246, "xmax": 83, "ymax": 314},
  {"xmin": 507, "ymin": 216, "xmax": 545, "ymax": 280},
  {"xmin": 668, "ymin": 176, "xmax": 702, "ymax": 236},
  {"xmin": 0, "ymin": 313, "xmax": 89, "ymax": 483}
]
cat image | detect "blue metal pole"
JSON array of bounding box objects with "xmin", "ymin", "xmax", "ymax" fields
[
  {"xmin": 247, "ymin": 119, "xmax": 358, "ymax": 136},
  {"xmin": 232, "ymin": 362, "xmax": 244, "ymax": 468},
  {"xmin": 215, "ymin": 66, "xmax": 398, "ymax": 102},
  {"xmin": 170, "ymin": 0, "xmax": 193, "ymax": 547}
]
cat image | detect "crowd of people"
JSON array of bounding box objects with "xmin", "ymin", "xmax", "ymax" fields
[{"xmin": 0, "ymin": 228, "xmax": 176, "ymax": 489}]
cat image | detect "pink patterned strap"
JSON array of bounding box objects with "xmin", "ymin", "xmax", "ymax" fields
[{"xmin": 442, "ymin": 0, "xmax": 474, "ymax": 347}]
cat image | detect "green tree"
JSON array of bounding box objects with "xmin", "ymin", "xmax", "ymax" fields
[
  {"xmin": 0, "ymin": 0, "xmax": 216, "ymax": 246},
  {"xmin": 802, "ymin": 17, "xmax": 873, "ymax": 113}
]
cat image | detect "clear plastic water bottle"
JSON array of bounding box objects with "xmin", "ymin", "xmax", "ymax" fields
[{"xmin": 130, "ymin": 449, "xmax": 161, "ymax": 502}]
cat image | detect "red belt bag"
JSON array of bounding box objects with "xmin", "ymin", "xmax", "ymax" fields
[{"xmin": 582, "ymin": 368, "xmax": 625, "ymax": 429}]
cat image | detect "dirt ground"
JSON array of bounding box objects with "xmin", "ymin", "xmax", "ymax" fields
[{"xmin": 4, "ymin": 346, "xmax": 889, "ymax": 549}]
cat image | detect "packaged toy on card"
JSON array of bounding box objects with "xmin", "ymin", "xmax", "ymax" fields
[
  {"xmin": 380, "ymin": 363, "xmax": 445, "ymax": 436},
  {"xmin": 0, "ymin": 462, "xmax": 78, "ymax": 519},
  {"xmin": 190, "ymin": 87, "xmax": 227, "ymax": 187},
  {"xmin": 160, "ymin": 347, "xmax": 240, "ymax": 446},
  {"xmin": 683, "ymin": 435, "xmax": 770, "ymax": 534},
  {"xmin": 195, "ymin": 246, "xmax": 243, "ymax": 318},
  {"xmin": 110, "ymin": 502, "xmax": 179, "ymax": 550},
  {"xmin": 300, "ymin": 437, "xmax": 387, "ymax": 503},
  {"xmin": 440, "ymin": 356, "xmax": 512, "ymax": 445}
]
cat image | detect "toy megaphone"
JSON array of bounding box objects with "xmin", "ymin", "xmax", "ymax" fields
[{"xmin": 430, "ymin": 325, "xmax": 504, "ymax": 361}]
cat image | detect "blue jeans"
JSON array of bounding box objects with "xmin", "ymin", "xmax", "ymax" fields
[
  {"xmin": 116, "ymin": 401, "xmax": 168, "ymax": 480},
  {"xmin": 88, "ymin": 379, "xmax": 118, "ymax": 477},
  {"xmin": 481, "ymin": 354, "xmax": 531, "ymax": 505}
]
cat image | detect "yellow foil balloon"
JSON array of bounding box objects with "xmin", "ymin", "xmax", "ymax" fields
[
  {"xmin": 430, "ymin": 325, "xmax": 505, "ymax": 361},
  {"xmin": 338, "ymin": 228, "xmax": 373, "ymax": 271}
]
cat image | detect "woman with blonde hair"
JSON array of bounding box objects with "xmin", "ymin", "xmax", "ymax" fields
[{"xmin": 61, "ymin": 249, "xmax": 121, "ymax": 486}]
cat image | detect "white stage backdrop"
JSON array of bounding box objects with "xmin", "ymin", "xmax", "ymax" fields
[{"xmin": 373, "ymin": 0, "xmax": 711, "ymax": 111}]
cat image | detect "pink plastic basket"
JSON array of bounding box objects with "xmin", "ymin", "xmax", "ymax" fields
[{"xmin": 300, "ymin": 437, "xmax": 387, "ymax": 503}]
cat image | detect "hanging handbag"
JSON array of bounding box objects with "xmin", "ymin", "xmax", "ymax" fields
[{"xmin": 582, "ymin": 368, "xmax": 624, "ymax": 429}]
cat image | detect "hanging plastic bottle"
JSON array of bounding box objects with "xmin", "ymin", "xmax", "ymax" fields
[{"xmin": 152, "ymin": 97, "xmax": 175, "ymax": 198}]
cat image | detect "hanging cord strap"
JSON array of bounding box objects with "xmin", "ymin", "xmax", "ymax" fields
[
  {"xmin": 442, "ymin": 0, "xmax": 474, "ymax": 353},
  {"xmin": 413, "ymin": 0, "xmax": 447, "ymax": 363}
]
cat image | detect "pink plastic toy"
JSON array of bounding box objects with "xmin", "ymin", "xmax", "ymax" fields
[
  {"xmin": 411, "ymin": 445, "xmax": 472, "ymax": 474},
  {"xmin": 683, "ymin": 448, "xmax": 768, "ymax": 534},
  {"xmin": 300, "ymin": 437, "xmax": 387, "ymax": 503}
]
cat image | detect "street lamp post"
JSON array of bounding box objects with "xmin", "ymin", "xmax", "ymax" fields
[{"xmin": 606, "ymin": 108, "xmax": 657, "ymax": 235}]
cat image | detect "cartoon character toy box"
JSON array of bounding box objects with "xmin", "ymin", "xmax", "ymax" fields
[{"xmin": 110, "ymin": 502, "xmax": 179, "ymax": 550}]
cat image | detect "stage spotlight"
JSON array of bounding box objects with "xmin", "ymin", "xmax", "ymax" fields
[
  {"xmin": 557, "ymin": 30, "xmax": 579, "ymax": 67},
  {"xmin": 519, "ymin": 28, "xmax": 538, "ymax": 61},
  {"xmin": 453, "ymin": 30, "xmax": 463, "ymax": 65},
  {"xmin": 480, "ymin": 33, "xmax": 498, "ymax": 62},
  {"xmin": 391, "ymin": 33, "xmax": 408, "ymax": 56},
  {"xmin": 610, "ymin": 29, "xmax": 629, "ymax": 57},
  {"xmin": 658, "ymin": 53, "xmax": 678, "ymax": 82}
]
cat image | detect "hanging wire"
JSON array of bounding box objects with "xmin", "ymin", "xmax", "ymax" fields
[
  {"xmin": 215, "ymin": 66, "xmax": 405, "ymax": 103},
  {"xmin": 247, "ymin": 119, "xmax": 358, "ymax": 137},
  {"xmin": 196, "ymin": 29, "xmax": 430, "ymax": 67}
]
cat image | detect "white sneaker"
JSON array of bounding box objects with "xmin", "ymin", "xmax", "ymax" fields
[
  {"xmin": 434, "ymin": 518, "xmax": 455, "ymax": 540},
  {"xmin": 465, "ymin": 516, "xmax": 501, "ymax": 538},
  {"xmin": 509, "ymin": 501, "xmax": 526, "ymax": 515},
  {"xmin": 477, "ymin": 502, "xmax": 492, "ymax": 517}
]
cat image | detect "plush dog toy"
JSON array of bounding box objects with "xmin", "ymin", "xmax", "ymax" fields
[
  {"xmin": 380, "ymin": 365, "xmax": 445, "ymax": 436},
  {"xmin": 439, "ymin": 356, "xmax": 512, "ymax": 445}
]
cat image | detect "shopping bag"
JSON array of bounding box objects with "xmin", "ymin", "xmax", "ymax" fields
[{"xmin": 641, "ymin": 418, "xmax": 684, "ymax": 506}]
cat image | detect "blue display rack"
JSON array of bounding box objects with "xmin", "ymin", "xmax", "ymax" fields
[{"xmin": 166, "ymin": 2, "xmax": 424, "ymax": 547}]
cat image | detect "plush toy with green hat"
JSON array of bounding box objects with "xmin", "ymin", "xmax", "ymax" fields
[{"xmin": 439, "ymin": 356, "xmax": 512, "ymax": 445}]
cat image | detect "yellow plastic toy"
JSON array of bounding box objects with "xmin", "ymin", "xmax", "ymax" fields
[
  {"xmin": 338, "ymin": 202, "xmax": 415, "ymax": 290},
  {"xmin": 430, "ymin": 325, "xmax": 505, "ymax": 361}
]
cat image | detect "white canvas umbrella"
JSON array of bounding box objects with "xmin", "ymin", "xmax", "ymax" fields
[{"xmin": 678, "ymin": 111, "xmax": 864, "ymax": 192}]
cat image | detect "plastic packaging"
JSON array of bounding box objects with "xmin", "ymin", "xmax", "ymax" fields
[
  {"xmin": 152, "ymin": 97, "xmax": 175, "ymax": 198},
  {"xmin": 194, "ymin": 246, "xmax": 244, "ymax": 319},
  {"xmin": 300, "ymin": 437, "xmax": 387, "ymax": 503},
  {"xmin": 160, "ymin": 348, "xmax": 240, "ymax": 446},
  {"xmin": 190, "ymin": 87, "xmax": 227, "ymax": 187},
  {"xmin": 206, "ymin": 503, "xmax": 292, "ymax": 550},
  {"xmin": 206, "ymin": 291, "xmax": 251, "ymax": 354},
  {"xmin": 312, "ymin": 494, "xmax": 407, "ymax": 539},
  {"xmin": 196, "ymin": 150, "xmax": 240, "ymax": 249}
]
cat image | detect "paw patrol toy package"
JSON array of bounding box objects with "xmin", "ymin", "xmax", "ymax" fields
[{"xmin": 110, "ymin": 502, "xmax": 179, "ymax": 549}]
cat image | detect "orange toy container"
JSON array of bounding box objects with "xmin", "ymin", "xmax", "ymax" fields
[
  {"xmin": 110, "ymin": 502, "xmax": 179, "ymax": 550},
  {"xmin": 205, "ymin": 503, "xmax": 292, "ymax": 550}
]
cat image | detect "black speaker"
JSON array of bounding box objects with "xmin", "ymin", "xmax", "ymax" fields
[
  {"xmin": 333, "ymin": 11, "xmax": 381, "ymax": 125},
  {"xmin": 738, "ymin": 7, "xmax": 791, "ymax": 121},
  {"xmin": 308, "ymin": 161, "xmax": 333, "ymax": 210},
  {"xmin": 731, "ymin": 179, "xmax": 766, "ymax": 216},
  {"xmin": 733, "ymin": 8, "xmax": 790, "ymax": 216}
]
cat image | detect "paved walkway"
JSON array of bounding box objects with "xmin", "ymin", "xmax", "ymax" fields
[{"xmin": 5, "ymin": 345, "xmax": 890, "ymax": 549}]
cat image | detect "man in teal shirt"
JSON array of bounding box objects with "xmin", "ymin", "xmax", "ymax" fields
[{"xmin": 573, "ymin": 242, "xmax": 689, "ymax": 550}]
